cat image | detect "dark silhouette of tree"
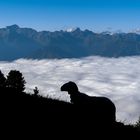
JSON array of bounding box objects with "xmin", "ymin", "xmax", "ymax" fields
[
  {"xmin": 6, "ymin": 70, "xmax": 26, "ymax": 92},
  {"xmin": 33, "ymin": 86, "xmax": 39, "ymax": 96},
  {"xmin": 0, "ymin": 70, "xmax": 6, "ymax": 88}
]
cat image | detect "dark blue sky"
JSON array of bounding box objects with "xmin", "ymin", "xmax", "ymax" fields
[{"xmin": 0, "ymin": 0, "xmax": 140, "ymax": 32}]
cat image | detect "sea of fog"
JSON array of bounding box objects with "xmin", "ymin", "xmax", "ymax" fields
[{"xmin": 0, "ymin": 56, "xmax": 140, "ymax": 124}]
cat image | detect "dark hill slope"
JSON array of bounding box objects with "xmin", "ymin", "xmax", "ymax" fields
[{"xmin": 1, "ymin": 88, "xmax": 139, "ymax": 138}]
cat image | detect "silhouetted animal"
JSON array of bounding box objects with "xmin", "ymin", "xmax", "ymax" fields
[{"xmin": 61, "ymin": 81, "xmax": 116, "ymax": 124}]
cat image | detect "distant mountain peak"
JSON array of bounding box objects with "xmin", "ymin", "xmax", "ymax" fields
[
  {"xmin": 101, "ymin": 29, "xmax": 124, "ymax": 35},
  {"xmin": 101, "ymin": 31, "xmax": 113, "ymax": 35},
  {"xmin": 130, "ymin": 28, "xmax": 140, "ymax": 34},
  {"xmin": 66, "ymin": 28, "xmax": 75, "ymax": 32},
  {"xmin": 6, "ymin": 24, "xmax": 20, "ymax": 30},
  {"xmin": 73, "ymin": 27, "xmax": 81, "ymax": 32},
  {"xmin": 65, "ymin": 27, "xmax": 81, "ymax": 32}
]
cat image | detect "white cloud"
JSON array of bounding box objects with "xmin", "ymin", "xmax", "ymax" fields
[{"xmin": 0, "ymin": 56, "xmax": 140, "ymax": 124}]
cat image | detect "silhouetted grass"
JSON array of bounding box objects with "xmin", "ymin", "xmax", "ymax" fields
[{"xmin": 1, "ymin": 88, "xmax": 139, "ymax": 138}]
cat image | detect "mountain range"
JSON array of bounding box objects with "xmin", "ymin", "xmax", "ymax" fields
[{"xmin": 1, "ymin": 24, "xmax": 140, "ymax": 61}]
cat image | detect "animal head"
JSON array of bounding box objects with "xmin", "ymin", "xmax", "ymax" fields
[{"xmin": 61, "ymin": 81, "xmax": 79, "ymax": 94}]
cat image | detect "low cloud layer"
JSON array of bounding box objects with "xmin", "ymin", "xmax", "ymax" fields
[{"xmin": 0, "ymin": 56, "xmax": 140, "ymax": 124}]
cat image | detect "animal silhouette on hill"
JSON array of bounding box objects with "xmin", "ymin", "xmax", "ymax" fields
[{"xmin": 61, "ymin": 81, "xmax": 116, "ymax": 125}]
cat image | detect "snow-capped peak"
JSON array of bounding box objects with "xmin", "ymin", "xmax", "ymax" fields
[
  {"xmin": 130, "ymin": 28, "xmax": 140, "ymax": 34},
  {"xmin": 66, "ymin": 28, "xmax": 75, "ymax": 32},
  {"xmin": 65, "ymin": 27, "xmax": 80, "ymax": 32}
]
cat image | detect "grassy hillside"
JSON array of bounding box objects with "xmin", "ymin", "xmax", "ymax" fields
[{"xmin": 1, "ymin": 88, "xmax": 139, "ymax": 138}]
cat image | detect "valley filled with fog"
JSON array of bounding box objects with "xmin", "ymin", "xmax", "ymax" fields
[{"xmin": 0, "ymin": 56, "xmax": 140, "ymax": 124}]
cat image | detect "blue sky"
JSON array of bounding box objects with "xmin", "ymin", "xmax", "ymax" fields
[{"xmin": 0, "ymin": 0, "xmax": 140, "ymax": 32}]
